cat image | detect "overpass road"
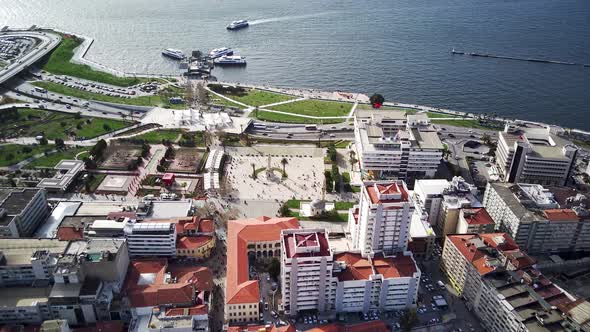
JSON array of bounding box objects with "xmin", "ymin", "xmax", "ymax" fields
[{"xmin": 0, "ymin": 30, "xmax": 61, "ymax": 85}]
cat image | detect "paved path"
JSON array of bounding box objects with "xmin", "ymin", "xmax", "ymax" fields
[
  {"xmin": 205, "ymin": 86, "xmax": 250, "ymax": 108},
  {"xmin": 259, "ymin": 96, "xmax": 306, "ymax": 108}
]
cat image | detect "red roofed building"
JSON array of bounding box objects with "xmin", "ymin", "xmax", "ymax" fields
[
  {"xmin": 456, "ymin": 208, "xmax": 495, "ymax": 234},
  {"xmin": 176, "ymin": 235, "xmax": 215, "ymax": 259},
  {"xmin": 348, "ymin": 181, "xmax": 415, "ymax": 258},
  {"xmin": 227, "ymin": 324, "xmax": 296, "ymax": 332},
  {"xmin": 440, "ymin": 233, "xmax": 577, "ymax": 332},
  {"xmin": 331, "ymin": 251, "xmax": 420, "ymax": 312},
  {"xmin": 123, "ymin": 259, "xmax": 213, "ymax": 315},
  {"xmin": 225, "ymin": 216, "xmax": 299, "ymax": 324},
  {"xmin": 304, "ymin": 320, "xmax": 390, "ymax": 332}
]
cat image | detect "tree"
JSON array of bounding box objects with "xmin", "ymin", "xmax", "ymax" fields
[
  {"xmin": 103, "ymin": 123, "xmax": 111, "ymax": 132},
  {"xmin": 74, "ymin": 112, "xmax": 82, "ymax": 119},
  {"xmin": 349, "ymin": 150, "xmax": 357, "ymax": 171},
  {"xmin": 55, "ymin": 138, "xmax": 65, "ymax": 150},
  {"xmin": 369, "ymin": 93, "xmax": 385, "ymax": 107},
  {"xmin": 251, "ymin": 163, "xmax": 257, "ymax": 179},
  {"xmin": 482, "ymin": 133, "xmax": 493, "ymax": 146},
  {"xmin": 399, "ymin": 309, "xmax": 418, "ymax": 331},
  {"xmin": 39, "ymin": 137, "xmax": 48, "ymax": 145},
  {"xmin": 22, "ymin": 146, "xmax": 32, "ymax": 153},
  {"xmin": 278, "ymin": 202, "xmax": 291, "ymax": 217},
  {"xmin": 196, "ymin": 82, "xmax": 209, "ymax": 106},
  {"xmin": 280, "ymin": 158, "xmax": 288, "ymax": 176},
  {"xmin": 442, "ymin": 144, "xmax": 451, "ymax": 160},
  {"xmin": 268, "ymin": 258, "xmax": 280, "ymax": 280}
]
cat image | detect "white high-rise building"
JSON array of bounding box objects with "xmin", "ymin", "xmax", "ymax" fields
[
  {"xmin": 280, "ymin": 228, "xmax": 336, "ymax": 316},
  {"xmin": 496, "ymin": 124, "xmax": 578, "ymax": 186},
  {"xmin": 348, "ymin": 181, "xmax": 415, "ymax": 257},
  {"xmin": 353, "ymin": 110, "xmax": 443, "ymax": 180},
  {"xmin": 124, "ymin": 222, "xmax": 177, "ymax": 257}
]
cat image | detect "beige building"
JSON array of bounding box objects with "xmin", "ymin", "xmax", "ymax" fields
[{"xmin": 455, "ymin": 208, "xmax": 495, "ymax": 234}]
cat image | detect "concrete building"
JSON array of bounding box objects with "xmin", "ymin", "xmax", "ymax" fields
[
  {"xmin": 0, "ymin": 238, "xmax": 68, "ymax": 287},
  {"xmin": 441, "ymin": 233, "xmax": 575, "ymax": 332},
  {"xmin": 483, "ymin": 182, "xmax": 590, "ymax": 254},
  {"xmin": 455, "ymin": 208, "xmax": 495, "ymax": 234},
  {"xmin": 281, "ymin": 229, "xmax": 336, "ymax": 316},
  {"xmin": 332, "ymin": 251, "xmax": 420, "ymax": 313},
  {"xmin": 37, "ymin": 160, "xmax": 85, "ymax": 192},
  {"xmin": 225, "ymin": 217, "xmax": 299, "ymax": 324},
  {"xmin": 434, "ymin": 178, "xmax": 481, "ymax": 238},
  {"xmin": 496, "ymin": 124, "xmax": 578, "ymax": 186},
  {"xmin": 412, "ymin": 179, "xmax": 451, "ymax": 226},
  {"xmin": 348, "ymin": 181, "xmax": 415, "ymax": 257},
  {"xmin": 353, "ymin": 110, "xmax": 443, "ymax": 180},
  {"xmin": 407, "ymin": 211, "xmax": 436, "ymax": 259},
  {"xmin": 0, "ymin": 287, "xmax": 52, "ymax": 325},
  {"xmin": 0, "ymin": 187, "xmax": 49, "ymax": 237},
  {"xmin": 124, "ymin": 222, "xmax": 177, "ymax": 257}
]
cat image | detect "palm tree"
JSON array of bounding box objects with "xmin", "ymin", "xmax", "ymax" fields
[
  {"xmin": 280, "ymin": 158, "xmax": 288, "ymax": 176},
  {"xmin": 251, "ymin": 163, "xmax": 257, "ymax": 179},
  {"xmin": 349, "ymin": 150, "xmax": 357, "ymax": 171}
]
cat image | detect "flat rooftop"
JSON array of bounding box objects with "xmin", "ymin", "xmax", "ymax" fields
[
  {"xmin": 0, "ymin": 286, "xmax": 51, "ymax": 307},
  {"xmin": 0, "ymin": 188, "xmax": 42, "ymax": 226},
  {"xmin": 0, "ymin": 238, "xmax": 67, "ymax": 265}
]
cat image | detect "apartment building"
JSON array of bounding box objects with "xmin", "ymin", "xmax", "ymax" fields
[
  {"xmin": 353, "ymin": 110, "xmax": 443, "ymax": 180},
  {"xmin": 440, "ymin": 233, "xmax": 575, "ymax": 331},
  {"xmin": 0, "ymin": 238, "xmax": 68, "ymax": 287},
  {"xmin": 412, "ymin": 179, "xmax": 451, "ymax": 226},
  {"xmin": 281, "ymin": 229, "xmax": 336, "ymax": 316},
  {"xmin": 407, "ymin": 211, "xmax": 436, "ymax": 259},
  {"xmin": 348, "ymin": 181, "xmax": 415, "ymax": 257},
  {"xmin": 483, "ymin": 182, "xmax": 590, "ymax": 253},
  {"xmin": 0, "ymin": 187, "xmax": 49, "ymax": 237},
  {"xmin": 124, "ymin": 222, "xmax": 177, "ymax": 257},
  {"xmin": 455, "ymin": 208, "xmax": 495, "ymax": 234},
  {"xmin": 225, "ymin": 217, "xmax": 299, "ymax": 324},
  {"xmin": 496, "ymin": 124, "xmax": 578, "ymax": 186},
  {"xmin": 332, "ymin": 251, "xmax": 420, "ymax": 313},
  {"xmin": 0, "ymin": 287, "xmax": 52, "ymax": 325}
]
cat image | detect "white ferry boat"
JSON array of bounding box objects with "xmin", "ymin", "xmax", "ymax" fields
[
  {"xmin": 213, "ymin": 55, "xmax": 247, "ymax": 66},
  {"xmin": 208, "ymin": 47, "xmax": 234, "ymax": 59},
  {"xmin": 226, "ymin": 20, "xmax": 249, "ymax": 30},
  {"xmin": 161, "ymin": 48, "xmax": 185, "ymax": 60}
]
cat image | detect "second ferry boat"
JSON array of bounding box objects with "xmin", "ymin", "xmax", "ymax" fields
[
  {"xmin": 208, "ymin": 47, "xmax": 234, "ymax": 59},
  {"xmin": 162, "ymin": 48, "xmax": 185, "ymax": 60},
  {"xmin": 226, "ymin": 20, "xmax": 249, "ymax": 30}
]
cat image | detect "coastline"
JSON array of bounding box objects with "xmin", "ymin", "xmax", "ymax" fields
[{"xmin": 20, "ymin": 28, "xmax": 590, "ymax": 138}]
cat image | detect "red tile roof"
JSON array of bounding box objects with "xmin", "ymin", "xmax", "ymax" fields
[
  {"xmin": 164, "ymin": 304, "xmax": 208, "ymax": 317},
  {"xmin": 57, "ymin": 226, "xmax": 84, "ymax": 241},
  {"xmin": 334, "ymin": 252, "xmax": 417, "ymax": 281},
  {"xmin": 226, "ymin": 217, "xmax": 299, "ymax": 305},
  {"xmin": 284, "ymin": 231, "xmax": 331, "ymax": 258},
  {"xmin": 305, "ymin": 321, "xmax": 390, "ymax": 332},
  {"xmin": 462, "ymin": 208, "xmax": 494, "ymax": 225},
  {"xmin": 544, "ymin": 209, "xmax": 579, "ymax": 222},
  {"xmin": 177, "ymin": 235, "xmax": 214, "ymax": 250},
  {"xmin": 365, "ymin": 182, "xmax": 410, "ymax": 204},
  {"xmin": 227, "ymin": 324, "xmax": 296, "ymax": 332},
  {"xmin": 446, "ymin": 233, "xmax": 525, "ymax": 276},
  {"xmin": 124, "ymin": 259, "xmax": 213, "ymax": 308},
  {"xmin": 145, "ymin": 216, "xmax": 215, "ymax": 235}
]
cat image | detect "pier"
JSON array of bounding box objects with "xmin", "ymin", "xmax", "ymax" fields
[{"xmin": 451, "ymin": 49, "xmax": 589, "ymax": 67}]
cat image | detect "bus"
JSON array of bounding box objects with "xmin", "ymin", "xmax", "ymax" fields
[
  {"xmin": 305, "ymin": 125, "xmax": 317, "ymax": 131},
  {"xmin": 253, "ymin": 123, "xmax": 266, "ymax": 130}
]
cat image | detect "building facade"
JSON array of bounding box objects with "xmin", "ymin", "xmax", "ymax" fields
[
  {"xmin": 496, "ymin": 124, "xmax": 578, "ymax": 186},
  {"xmin": 124, "ymin": 222, "xmax": 177, "ymax": 257},
  {"xmin": 0, "ymin": 188, "xmax": 49, "ymax": 237},
  {"xmin": 348, "ymin": 181, "xmax": 415, "ymax": 257},
  {"xmin": 353, "ymin": 110, "xmax": 443, "ymax": 180}
]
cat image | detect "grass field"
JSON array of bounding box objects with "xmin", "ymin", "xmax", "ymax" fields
[
  {"xmin": 42, "ymin": 36, "xmax": 144, "ymax": 87},
  {"xmin": 26, "ymin": 147, "xmax": 87, "ymax": 168},
  {"xmin": 0, "ymin": 144, "xmax": 50, "ymax": 167},
  {"xmin": 270, "ymin": 99, "xmax": 353, "ymax": 117},
  {"xmin": 221, "ymin": 89, "xmax": 295, "ymax": 107},
  {"xmin": 432, "ymin": 119, "xmax": 501, "ymax": 130},
  {"xmin": 254, "ymin": 110, "xmax": 345, "ymax": 124},
  {"xmin": 0, "ymin": 108, "xmax": 129, "ymax": 140},
  {"xmin": 208, "ymin": 94, "xmax": 245, "ymax": 108},
  {"xmin": 133, "ymin": 129, "xmax": 183, "ymax": 143}
]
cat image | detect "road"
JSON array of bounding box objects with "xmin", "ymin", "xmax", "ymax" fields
[{"xmin": 0, "ymin": 30, "xmax": 61, "ymax": 84}]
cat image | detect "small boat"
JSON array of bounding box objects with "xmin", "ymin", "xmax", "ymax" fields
[
  {"xmin": 162, "ymin": 48, "xmax": 185, "ymax": 60},
  {"xmin": 208, "ymin": 47, "xmax": 234, "ymax": 59},
  {"xmin": 227, "ymin": 20, "xmax": 249, "ymax": 30},
  {"xmin": 213, "ymin": 55, "xmax": 247, "ymax": 66}
]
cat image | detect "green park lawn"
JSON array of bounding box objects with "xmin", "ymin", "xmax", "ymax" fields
[
  {"xmin": 432, "ymin": 119, "xmax": 501, "ymax": 130},
  {"xmin": 42, "ymin": 36, "xmax": 144, "ymax": 87},
  {"xmin": 26, "ymin": 147, "xmax": 88, "ymax": 168},
  {"xmin": 0, "ymin": 108, "xmax": 130, "ymax": 140},
  {"xmin": 254, "ymin": 110, "xmax": 344, "ymax": 124},
  {"xmin": 0, "ymin": 144, "xmax": 51, "ymax": 167},
  {"xmin": 269, "ymin": 99, "xmax": 353, "ymax": 117},
  {"xmin": 133, "ymin": 129, "xmax": 184, "ymax": 143},
  {"xmin": 222, "ymin": 89, "xmax": 295, "ymax": 107}
]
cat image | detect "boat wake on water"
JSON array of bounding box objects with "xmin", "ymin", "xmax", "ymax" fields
[{"xmin": 249, "ymin": 11, "xmax": 340, "ymax": 25}]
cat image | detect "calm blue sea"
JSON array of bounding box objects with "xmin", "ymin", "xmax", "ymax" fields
[{"xmin": 1, "ymin": 0, "xmax": 589, "ymax": 129}]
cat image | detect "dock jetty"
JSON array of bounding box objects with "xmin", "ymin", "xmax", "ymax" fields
[{"xmin": 451, "ymin": 49, "xmax": 589, "ymax": 67}]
